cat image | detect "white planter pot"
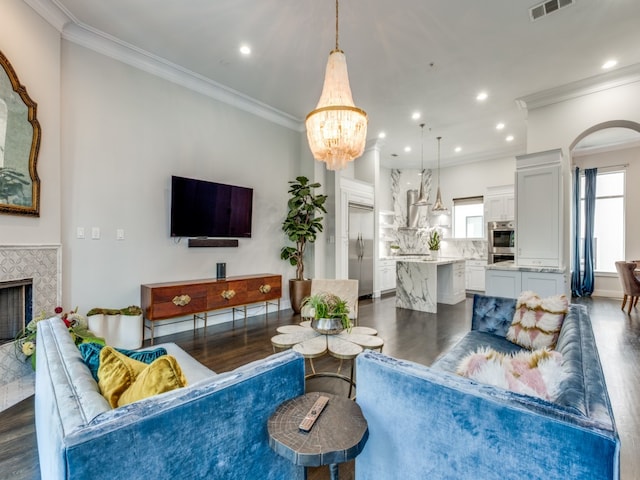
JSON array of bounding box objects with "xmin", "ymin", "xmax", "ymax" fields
[{"xmin": 88, "ymin": 314, "xmax": 143, "ymax": 350}]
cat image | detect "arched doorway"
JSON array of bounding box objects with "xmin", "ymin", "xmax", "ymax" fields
[{"xmin": 569, "ymin": 120, "xmax": 640, "ymax": 298}]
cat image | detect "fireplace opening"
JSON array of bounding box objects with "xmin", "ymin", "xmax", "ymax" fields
[{"xmin": 0, "ymin": 279, "xmax": 33, "ymax": 344}]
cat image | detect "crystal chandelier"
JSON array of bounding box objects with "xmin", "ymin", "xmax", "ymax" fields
[
  {"xmin": 305, "ymin": 0, "xmax": 368, "ymax": 171},
  {"xmin": 413, "ymin": 123, "xmax": 430, "ymax": 206},
  {"xmin": 431, "ymin": 136, "xmax": 449, "ymax": 212}
]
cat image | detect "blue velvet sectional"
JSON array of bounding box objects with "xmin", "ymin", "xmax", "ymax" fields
[
  {"xmin": 355, "ymin": 294, "xmax": 620, "ymax": 480},
  {"xmin": 35, "ymin": 317, "xmax": 305, "ymax": 480}
]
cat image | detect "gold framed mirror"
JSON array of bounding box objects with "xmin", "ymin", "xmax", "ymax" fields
[{"xmin": 0, "ymin": 50, "xmax": 41, "ymax": 217}]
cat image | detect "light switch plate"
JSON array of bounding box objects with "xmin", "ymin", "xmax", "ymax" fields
[
  {"xmin": 91, "ymin": 227, "xmax": 100, "ymax": 239},
  {"xmin": 76, "ymin": 227, "xmax": 85, "ymax": 239},
  {"xmin": 116, "ymin": 229, "xmax": 125, "ymax": 240}
]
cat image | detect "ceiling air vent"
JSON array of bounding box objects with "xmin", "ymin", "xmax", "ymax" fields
[{"xmin": 530, "ymin": 0, "xmax": 573, "ymax": 21}]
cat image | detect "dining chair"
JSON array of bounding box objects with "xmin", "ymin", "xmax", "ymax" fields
[
  {"xmin": 310, "ymin": 278, "xmax": 359, "ymax": 325},
  {"xmin": 614, "ymin": 261, "xmax": 640, "ymax": 314}
]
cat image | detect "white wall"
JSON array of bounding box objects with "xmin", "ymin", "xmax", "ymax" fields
[
  {"xmin": 439, "ymin": 156, "xmax": 516, "ymax": 205},
  {"xmin": 526, "ymin": 80, "xmax": 640, "ymax": 298},
  {"xmin": 527, "ymin": 82, "xmax": 640, "ymax": 154},
  {"xmin": 60, "ymin": 42, "xmax": 304, "ymax": 332},
  {"xmin": 0, "ymin": 0, "xmax": 61, "ymax": 244}
]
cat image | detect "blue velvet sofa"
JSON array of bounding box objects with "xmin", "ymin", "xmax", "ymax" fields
[
  {"xmin": 35, "ymin": 317, "xmax": 305, "ymax": 480},
  {"xmin": 355, "ymin": 294, "xmax": 620, "ymax": 480}
]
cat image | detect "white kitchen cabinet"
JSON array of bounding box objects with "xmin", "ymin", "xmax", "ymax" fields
[
  {"xmin": 438, "ymin": 261, "xmax": 466, "ymax": 304},
  {"xmin": 484, "ymin": 185, "xmax": 515, "ymax": 222},
  {"xmin": 516, "ymin": 150, "xmax": 563, "ymax": 268},
  {"xmin": 485, "ymin": 268, "xmax": 567, "ymax": 299},
  {"xmin": 466, "ymin": 260, "xmax": 487, "ymax": 291},
  {"xmin": 485, "ymin": 269, "xmax": 521, "ymax": 298},
  {"xmin": 379, "ymin": 259, "xmax": 397, "ymax": 292},
  {"xmin": 453, "ymin": 261, "xmax": 466, "ymax": 299},
  {"xmin": 521, "ymin": 271, "xmax": 567, "ymax": 298}
]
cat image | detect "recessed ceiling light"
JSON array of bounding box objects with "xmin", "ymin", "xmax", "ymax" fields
[
  {"xmin": 411, "ymin": 112, "xmax": 421, "ymax": 120},
  {"xmin": 602, "ymin": 59, "xmax": 617, "ymax": 70},
  {"xmin": 404, "ymin": 146, "xmax": 411, "ymax": 153},
  {"xmin": 496, "ymin": 122, "xmax": 505, "ymax": 130},
  {"xmin": 239, "ymin": 45, "xmax": 251, "ymax": 55},
  {"xmin": 454, "ymin": 146, "xmax": 462, "ymax": 153},
  {"xmin": 506, "ymin": 135, "xmax": 514, "ymax": 142},
  {"xmin": 378, "ymin": 132, "xmax": 386, "ymax": 139},
  {"xmin": 476, "ymin": 91, "xmax": 488, "ymax": 101}
]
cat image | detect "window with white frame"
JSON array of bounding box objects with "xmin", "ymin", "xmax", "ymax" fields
[
  {"xmin": 579, "ymin": 169, "xmax": 625, "ymax": 273},
  {"xmin": 453, "ymin": 196, "xmax": 484, "ymax": 239}
]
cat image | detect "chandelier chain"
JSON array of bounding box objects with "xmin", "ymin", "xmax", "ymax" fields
[{"xmin": 335, "ymin": 0, "xmax": 340, "ymax": 50}]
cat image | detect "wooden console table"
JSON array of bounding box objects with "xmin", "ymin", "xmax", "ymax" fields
[{"xmin": 141, "ymin": 273, "xmax": 281, "ymax": 344}]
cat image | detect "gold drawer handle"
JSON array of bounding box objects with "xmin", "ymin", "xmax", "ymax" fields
[
  {"xmin": 172, "ymin": 294, "xmax": 191, "ymax": 306},
  {"xmin": 221, "ymin": 289, "xmax": 236, "ymax": 300},
  {"xmin": 259, "ymin": 284, "xmax": 272, "ymax": 294}
]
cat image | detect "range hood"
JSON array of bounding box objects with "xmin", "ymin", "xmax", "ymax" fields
[{"xmin": 398, "ymin": 189, "xmax": 422, "ymax": 230}]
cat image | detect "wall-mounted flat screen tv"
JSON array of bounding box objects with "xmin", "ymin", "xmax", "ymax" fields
[{"xmin": 170, "ymin": 175, "xmax": 253, "ymax": 238}]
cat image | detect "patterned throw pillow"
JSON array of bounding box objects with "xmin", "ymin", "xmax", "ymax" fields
[
  {"xmin": 79, "ymin": 342, "xmax": 168, "ymax": 382},
  {"xmin": 506, "ymin": 291, "xmax": 569, "ymax": 350},
  {"xmin": 457, "ymin": 346, "xmax": 567, "ymax": 401}
]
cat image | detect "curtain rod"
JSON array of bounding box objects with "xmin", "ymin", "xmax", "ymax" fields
[{"xmin": 571, "ymin": 163, "xmax": 629, "ymax": 170}]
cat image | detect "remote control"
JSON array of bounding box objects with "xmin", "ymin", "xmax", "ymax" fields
[{"xmin": 298, "ymin": 395, "xmax": 330, "ymax": 432}]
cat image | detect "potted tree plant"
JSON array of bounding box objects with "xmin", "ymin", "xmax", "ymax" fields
[{"xmin": 280, "ymin": 176, "xmax": 327, "ymax": 313}]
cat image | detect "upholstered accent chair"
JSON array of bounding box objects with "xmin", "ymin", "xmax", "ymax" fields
[
  {"xmin": 310, "ymin": 278, "xmax": 359, "ymax": 325},
  {"xmin": 615, "ymin": 260, "xmax": 640, "ymax": 314}
]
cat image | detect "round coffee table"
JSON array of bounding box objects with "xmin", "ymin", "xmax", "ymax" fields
[
  {"xmin": 271, "ymin": 321, "xmax": 383, "ymax": 397},
  {"xmin": 268, "ymin": 391, "xmax": 368, "ymax": 480}
]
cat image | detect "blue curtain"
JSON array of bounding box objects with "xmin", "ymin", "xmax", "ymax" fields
[
  {"xmin": 571, "ymin": 167, "xmax": 582, "ymax": 296},
  {"xmin": 581, "ymin": 168, "xmax": 597, "ymax": 296}
]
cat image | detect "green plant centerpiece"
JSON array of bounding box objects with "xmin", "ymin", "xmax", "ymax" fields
[
  {"xmin": 280, "ymin": 176, "xmax": 327, "ymax": 313},
  {"xmin": 302, "ymin": 292, "xmax": 352, "ymax": 334}
]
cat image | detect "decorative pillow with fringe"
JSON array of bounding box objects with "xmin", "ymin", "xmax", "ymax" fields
[
  {"xmin": 457, "ymin": 346, "xmax": 567, "ymax": 401},
  {"xmin": 506, "ymin": 291, "xmax": 569, "ymax": 350}
]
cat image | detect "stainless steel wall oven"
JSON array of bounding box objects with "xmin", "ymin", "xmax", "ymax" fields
[{"xmin": 487, "ymin": 220, "xmax": 515, "ymax": 264}]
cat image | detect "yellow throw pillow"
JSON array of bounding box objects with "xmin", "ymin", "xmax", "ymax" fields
[
  {"xmin": 117, "ymin": 355, "xmax": 187, "ymax": 407},
  {"xmin": 98, "ymin": 347, "xmax": 148, "ymax": 408}
]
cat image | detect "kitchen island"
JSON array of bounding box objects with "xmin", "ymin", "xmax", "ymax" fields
[
  {"xmin": 396, "ymin": 257, "xmax": 466, "ymax": 313},
  {"xmin": 485, "ymin": 261, "xmax": 569, "ymax": 298}
]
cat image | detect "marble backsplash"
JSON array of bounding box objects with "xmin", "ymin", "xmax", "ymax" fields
[
  {"xmin": 388, "ymin": 236, "xmax": 487, "ymax": 260},
  {"xmin": 441, "ymin": 239, "xmax": 488, "ymax": 260}
]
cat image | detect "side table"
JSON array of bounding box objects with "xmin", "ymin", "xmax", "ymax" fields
[
  {"xmin": 268, "ymin": 391, "xmax": 368, "ymax": 480},
  {"xmin": 271, "ymin": 321, "xmax": 383, "ymax": 398}
]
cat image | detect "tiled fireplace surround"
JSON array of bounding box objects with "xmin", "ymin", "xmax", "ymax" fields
[
  {"xmin": 0, "ymin": 245, "xmax": 61, "ymax": 321},
  {"xmin": 0, "ymin": 245, "xmax": 60, "ymax": 410}
]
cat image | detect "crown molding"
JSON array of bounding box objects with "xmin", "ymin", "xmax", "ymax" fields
[
  {"xmin": 23, "ymin": 0, "xmax": 304, "ymax": 132},
  {"xmin": 516, "ymin": 63, "xmax": 640, "ymax": 112},
  {"xmin": 22, "ymin": 0, "xmax": 74, "ymax": 31}
]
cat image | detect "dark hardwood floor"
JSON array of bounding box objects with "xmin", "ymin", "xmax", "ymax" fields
[{"xmin": 1, "ymin": 294, "xmax": 638, "ymax": 480}]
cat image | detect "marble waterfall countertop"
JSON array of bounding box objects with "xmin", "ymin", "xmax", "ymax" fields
[
  {"xmin": 395, "ymin": 257, "xmax": 466, "ymax": 313},
  {"xmin": 383, "ymin": 255, "xmax": 470, "ymax": 262},
  {"xmin": 396, "ymin": 256, "xmax": 465, "ymax": 265},
  {"xmin": 484, "ymin": 260, "xmax": 566, "ymax": 274}
]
